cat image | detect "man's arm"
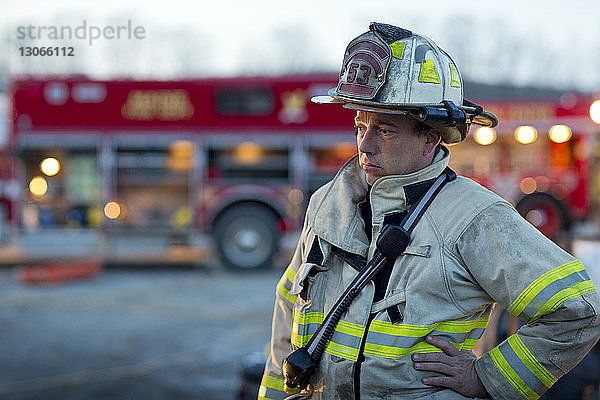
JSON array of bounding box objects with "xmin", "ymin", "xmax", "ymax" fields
[
  {"xmin": 259, "ymin": 267, "xmax": 299, "ymax": 400},
  {"xmin": 451, "ymin": 202, "xmax": 600, "ymax": 400}
]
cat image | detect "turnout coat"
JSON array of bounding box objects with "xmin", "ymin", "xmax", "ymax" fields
[{"xmin": 259, "ymin": 147, "xmax": 600, "ymax": 400}]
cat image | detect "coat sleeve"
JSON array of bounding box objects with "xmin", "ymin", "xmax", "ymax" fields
[
  {"xmin": 455, "ymin": 202, "xmax": 600, "ymax": 400},
  {"xmin": 258, "ymin": 217, "xmax": 311, "ymax": 400}
]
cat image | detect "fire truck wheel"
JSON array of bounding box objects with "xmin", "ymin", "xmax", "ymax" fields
[
  {"xmin": 214, "ymin": 205, "xmax": 279, "ymax": 270},
  {"xmin": 516, "ymin": 193, "xmax": 568, "ymax": 238}
]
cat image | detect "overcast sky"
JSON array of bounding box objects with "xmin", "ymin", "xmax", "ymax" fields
[{"xmin": 2, "ymin": 0, "xmax": 600, "ymax": 93}]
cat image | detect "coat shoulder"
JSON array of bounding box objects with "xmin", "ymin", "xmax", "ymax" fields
[
  {"xmin": 426, "ymin": 175, "xmax": 513, "ymax": 242},
  {"xmin": 441, "ymin": 175, "xmax": 507, "ymax": 205}
]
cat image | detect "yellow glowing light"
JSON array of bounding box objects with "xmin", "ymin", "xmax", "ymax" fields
[
  {"xmin": 170, "ymin": 140, "xmax": 194, "ymax": 154},
  {"xmin": 167, "ymin": 140, "xmax": 195, "ymax": 171},
  {"xmin": 590, "ymin": 100, "xmax": 600, "ymax": 124},
  {"xmin": 40, "ymin": 157, "xmax": 60, "ymax": 176},
  {"xmin": 515, "ymin": 126, "xmax": 538, "ymax": 144},
  {"xmin": 29, "ymin": 176, "xmax": 48, "ymax": 196},
  {"xmin": 548, "ymin": 125, "xmax": 572, "ymax": 143},
  {"xmin": 474, "ymin": 127, "xmax": 497, "ymax": 145},
  {"xmin": 332, "ymin": 142, "xmax": 357, "ymax": 159},
  {"xmin": 171, "ymin": 206, "xmax": 192, "ymax": 228},
  {"xmin": 234, "ymin": 141, "xmax": 263, "ymax": 165},
  {"xmin": 104, "ymin": 202, "xmax": 121, "ymax": 219},
  {"xmin": 520, "ymin": 177, "xmax": 537, "ymax": 194}
]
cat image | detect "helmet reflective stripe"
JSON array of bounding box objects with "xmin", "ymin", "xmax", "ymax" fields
[{"xmin": 449, "ymin": 63, "xmax": 461, "ymax": 88}]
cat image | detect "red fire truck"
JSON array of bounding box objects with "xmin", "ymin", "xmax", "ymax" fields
[
  {"xmin": 4, "ymin": 76, "xmax": 599, "ymax": 269},
  {"xmin": 449, "ymin": 96, "xmax": 599, "ymax": 238},
  {"xmin": 6, "ymin": 76, "xmax": 357, "ymax": 269}
]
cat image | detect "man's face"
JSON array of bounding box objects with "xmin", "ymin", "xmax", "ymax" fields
[{"xmin": 354, "ymin": 111, "xmax": 435, "ymax": 186}]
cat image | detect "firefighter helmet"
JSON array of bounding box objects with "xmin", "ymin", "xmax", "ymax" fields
[{"xmin": 312, "ymin": 22, "xmax": 498, "ymax": 143}]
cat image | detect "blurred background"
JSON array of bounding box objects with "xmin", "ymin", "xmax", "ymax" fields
[{"xmin": 1, "ymin": 0, "xmax": 600, "ymax": 399}]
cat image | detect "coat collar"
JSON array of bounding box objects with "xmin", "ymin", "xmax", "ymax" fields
[{"xmin": 311, "ymin": 146, "xmax": 450, "ymax": 257}]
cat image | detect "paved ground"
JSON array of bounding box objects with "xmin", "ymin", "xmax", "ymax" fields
[{"xmin": 0, "ymin": 265, "xmax": 281, "ymax": 400}]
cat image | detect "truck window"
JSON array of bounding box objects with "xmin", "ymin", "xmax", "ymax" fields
[{"xmin": 215, "ymin": 87, "xmax": 274, "ymax": 116}]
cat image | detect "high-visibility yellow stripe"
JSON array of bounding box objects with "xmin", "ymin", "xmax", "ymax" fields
[
  {"xmin": 292, "ymin": 311, "xmax": 486, "ymax": 356},
  {"xmin": 258, "ymin": 374, "xmax": 299, "ymax": 400},
  {"xmin": 292, "ymin": 330, "xmax": 367, "ymax": 356},
  {"xmin": 276, "ymin": 278, "xmax": 296, "ymax": 304},
  {"xmin": 365, "ymin": 340, "xmax": 440, "ymax": 358},
  {"xmin": 324, "ymin": 340, "xmax": 360, "ymax": 361},
  {"xmin": 260, "ymin": 375, "xmax": 285, "ymax": 390},
  {"xmin": 291, "ymin": 311, "xmax": 321, "ymax": 346},
  {"xmin": 291, "ymin": 335, "xmax": 360, "ymax": 361},
  {"xmin": 508, "ymin": 335, "xmax": 557, "ymax": 388},
  {"xmin": 295, "ymin": 311, "xmax": 323, "ymax": 325},
  {"xmin": 364, "ymin": 338, "xmax": 478, "ymax": 359},
  {"xmin": 337, "ymin": 319, "xmax": 365, "ymax": 336},
  {"xmin": 369, "ymin": 316, "xmax": 489, "ymax": 336},
  {"xmin": 291, "ymin": 309, "xmax": 304, "ymax": 347},
  {"xmin": 257, "ymin": 386, "xmax": 269, "ymax": 400},
  {"xmin": 490, "ymin": 347, "xmax": 540, "ymax": 400},
  {"xmin": 292, "ymin": 309, "xmax": 310, "ymax": 347},
  {"xmin": 293, "ymin": 312, "xmax": 364, "ymax": 337},
  {"xmin": 291, "ymin": 311, "xmax": 364, "ymax": 350},
  {"xmin": 275, "ymin": 264, "xmax": 298, "ymax": 304},
  {"xmin": 291, "ymin": 333, "xmax": 307, "ymax": 347},
  {"xmin": 285, "ymin": 264, "xmax": 297, "ymax": 284},
  {"xmin": 292, "ymin": 311, "xmax": 486, "ymax": 361},
  {"xmin": 507, "ymin": 260, "xmax": 583, "ymax": 316},
  {"xmin": 461, "ymin": 338, "xmax": 480, "ymax": 350},
  {"xmin": 294, "ymin": 312, "xmax": 488, "ymax": 335},
  {"xmin": 530, "ymin": 280, "xmax": 596, "ymax": 321}
]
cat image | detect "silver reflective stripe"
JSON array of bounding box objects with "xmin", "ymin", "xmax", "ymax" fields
[
  {"xmin": 366, "ymin": 327, "xmax": 485, "ymax": 349},
  {"xmin": 497, "ymin": 340, "xmax": 548, "ymax": 396},
  {"xmin": 518, "ymin": 270, "xmax": 592, "ymax": 321}
]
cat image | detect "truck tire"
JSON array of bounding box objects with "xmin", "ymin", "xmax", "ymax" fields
[
  {"xmin": 214, "ymin": 205, "xmax": 279, "ymax": 270},
  {"xmin": 516, "ymin": 193, "xmax": 568, "ymax": 238}
]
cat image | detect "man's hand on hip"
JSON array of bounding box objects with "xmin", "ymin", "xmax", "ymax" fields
[{"xmin": 411, "ymin": 335, "xmax": 489, "ymax": 398}]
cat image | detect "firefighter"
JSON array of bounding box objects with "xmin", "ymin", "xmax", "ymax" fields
[{"xmin": 259, "ymin": 23, "xmax": 600, "ymax": 400}]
